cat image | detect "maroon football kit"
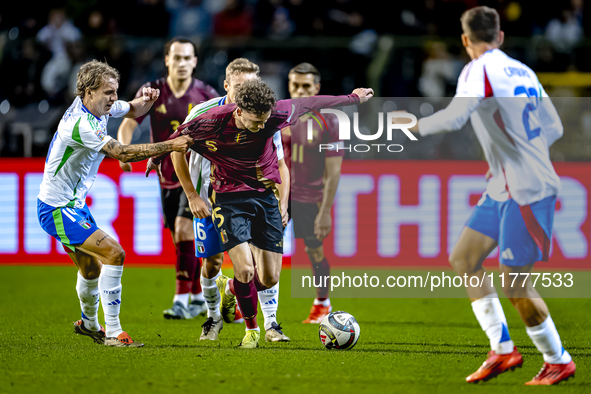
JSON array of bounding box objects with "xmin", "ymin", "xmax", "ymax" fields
[
  {"xmin": 135, "ymin": 78, "xmax": 218, "ymax": 228},
  {"xmin": 156, "ymin": 93, "xmax": 359, "ymax": 254}
]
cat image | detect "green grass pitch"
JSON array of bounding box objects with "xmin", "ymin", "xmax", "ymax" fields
[{"xmin": 0, "ymin": 265, "xmax": 589, "ymax": 394}]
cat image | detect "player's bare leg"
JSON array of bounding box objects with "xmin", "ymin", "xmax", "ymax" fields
[
  {"xmin": 67, "ymin": 249, "xmax": 105, "ymax": 344},
  {"xmin": 303, "ymin": 244, "xmax": 332, "ymax": 324},
  {"xmin": 226, "ymin": 243, "xmax": 260, "ymax": 348},
  {"xmin": 500, "ymin": 264, "xmax": 575, "ymax": 385},
  {"xmin": 200, "ymin": 253, "xmax": 224, "ymax": 340},
  {"xmin": 164, "ymin": 216, "xmax": 203, "ymax": 319},
  {"xmin": 450, "ymin": 227, "xmax": 520, "ymax": 382},
  {"xmin": 77, "ymin": 229, "xmax": 143, "ymax": 347}
]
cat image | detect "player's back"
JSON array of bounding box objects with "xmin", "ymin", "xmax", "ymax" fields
[{"xmin": 457, "ymin": 49, "xmax": 562, "ymax": 205}]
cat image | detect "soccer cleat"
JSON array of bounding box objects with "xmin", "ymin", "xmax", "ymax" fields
[
  {"xmin": 238, "ymin": 330, "xmax": 260, "ymax": 349},
  {"xmin": 163, "ymin": 301, "xmax": 192, "ymax": 320},
  {"xmin": 215, "ymin": 275, "xmax": 236, "ymax": 324},
  {"xmin": 200, "ymin": 317, "xmax": 223, "ymax": 340},
  {"xmin": 265, "ymin": 322, "xmax": 290, "ymax": 342},
  {"xmin": 525, "ymin": 361, "xmax": 576, "ymax": 385},
  {"xmin": 233, "ymin": 306, "xmax": 244, "ymax": 324},
  {"xmin": 73, "ymin": 319, "xmax": 106, "ymax": 344},
  {"xmin": 188, "ymin": 299, "xmax": 207, "ymax": 318},
  {"xmin": 466, "ymin": 347, "xmax": 523, "ymax": 383},
  {"xmin": 104, "ymin": 332, "xmax": 144, "ymax": 347},
  {"xmin": 302, "ymin": 304, "xmax": 332, "ymax": 324}
]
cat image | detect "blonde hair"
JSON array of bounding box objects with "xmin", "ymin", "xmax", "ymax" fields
[
  {"xmin": 225, "ymin": 58, "xmax": 260, "ymax": 82},
  {"xmin": 75, "ymin": 60, "xmax": 120, "ymax": 98}
]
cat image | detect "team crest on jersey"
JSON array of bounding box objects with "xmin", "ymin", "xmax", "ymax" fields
[
  {"xmin": 235, "ymin": 132, "xmax": 246, "ymax": 144},
  {"xmin": 95, "ymin": 128, "xmax": 107, "ymax": 141},
  {"xmin": 78, "ymin": 220, "xmax": 91, "ymax": 230},
  {"xmin": 87, "ymin": 114, "xmax": 100, "ymax": 131},
  {"xmin": 197, "ymin": 242, "xmax": 205, "ymax": 254},
  {"xmin": 220, "ymin": 230, "xmax": 229, "ymax": 244}
]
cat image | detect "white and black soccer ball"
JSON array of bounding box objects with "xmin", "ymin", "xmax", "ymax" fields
[{"xmin": 318, "ymin": 311, "xmax": 360, "ymax": 350}]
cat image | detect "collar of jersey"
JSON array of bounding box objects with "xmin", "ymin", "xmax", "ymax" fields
[{"xmin": 80, "ymin": 102, "xmax": 102, "ymax": 121}]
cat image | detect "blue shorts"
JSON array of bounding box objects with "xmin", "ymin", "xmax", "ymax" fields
[
  {"xmin": 194, "ymin": 216, "xmax": 223, "ymax": 258},
  {"xmin": 466, "ymin": 194, "xmax": 555, "ymax": 267},
  {"xmin": 37, "ymin": 199, "xmax": 99, "ymax": 252}
]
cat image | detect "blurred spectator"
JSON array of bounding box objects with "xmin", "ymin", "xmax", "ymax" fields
[
  {"xmin": 166, "ymin": 0, "xmax": 213, "ymax": 38},
  {"xmin": 418, "ymin": 41, "xmax": 457, "ymax": 97},
  {"xmin": 214, "ymin": 0, "xmax": 253, "ymax": 37},
  {"xmin": 36, "ymin": 8, "xmax": 82, "ymax": 100},
  {"xmin": 545, "ymin": 5, "xmax": 583, "ymax": 53}
]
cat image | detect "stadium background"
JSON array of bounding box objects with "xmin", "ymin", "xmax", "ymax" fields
[{"xmin": 0, "ymin": 0, "xmax": 590, "ymax": 270}]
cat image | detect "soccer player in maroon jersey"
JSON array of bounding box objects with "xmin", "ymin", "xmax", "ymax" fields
[
  {"xmin": 117, "ymin": 38, "xmax": 219, "ymax": 320},
  {"xmin": 281, "ymin": 63, "xmax": 343, "ymax": 324},
  {"xmin": 147, "ymin": 79, "xmax": 373, "ymax": 348}
]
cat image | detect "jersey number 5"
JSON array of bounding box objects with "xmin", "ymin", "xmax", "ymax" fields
[
  {"xmin": 212, "ymin": 207, "xmax": 224, "ymax": 228},
  {"xmin": 514, "ymin": 85, "xmax": 541, "ymax": 140}
]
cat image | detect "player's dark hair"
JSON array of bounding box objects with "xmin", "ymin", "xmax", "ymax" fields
[
  {"xmin": 234, "ymin": 79, "xmax": 276, "ymax": 114},
  {"xmin": 226, "ymin": 58, "xmax": 260, "ymax": 82},
  {"xmin": 164, "ymin": 37, "xmax": 197, "ymax": 57},
  {"xmin": 460, "ymin": 6, "xmax": 500, "ymax": 44},
  {"xmin": 289, "ymin": 62, "xmax": 320, "ymax": 84},
  {"xmin": 75, "ymin": 60, "xmax": 120, "ymax": 98}
]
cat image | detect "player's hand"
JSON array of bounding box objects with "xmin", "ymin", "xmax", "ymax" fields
[
  {"xmin": 141, "ymin": 87, "xmax": 160, "ymax": 103},
  {"xmin": 390, "ymin": 110, "xmax": 419, "ymax": 133},
  {"xmin": 314, "ymin": 212, "xmax": 332, "ymax": 241},
  {"xmin": 281, "ymin": 202, "xmax": 289, "ymax": 227},
  {"xmin": 485, "ymin": 168, "xmax": 493, "ymax": 181},
  {"xmin": 119, "ymin": 161, "xmax": 132, "ymax": 172},
  {"xmin": 188, "ymin": 193, "xmax": 211, "ymax": 219},
  {"xmin": 170, "ymin": 135, "xmax": 194, "ymax": 153},
  {"xmin": 145, "ymin": 158, "xmax": 162, "ymax": 178},
  {"xmin": 352, "ymin": 88, "xmax": 374, "ymax": 103}
]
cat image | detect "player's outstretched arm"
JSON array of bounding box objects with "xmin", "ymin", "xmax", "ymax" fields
[
  {"xmin": 117, "ymin": 118, "xmax": 140, "ymax": 171},
  {"xmin": 170, "ymin": 151, "xmax": 210, "ymax": 219},
  {"xmin": 100, "ymin": 135, "xmax": 194, "ymax": 163},
  {"xmin": 124, "ymin": 87, "xmax": 160, "ymax": 119}
]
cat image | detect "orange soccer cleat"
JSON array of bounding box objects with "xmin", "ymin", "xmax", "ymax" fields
[
  {"xmin": 525, "ymin": 361, "xmax": 576, "ymax": 385},
  {"xmin": 233, "ymin": 305, "xmax": 244, "ymax": 324},
  {"xmin": 302, "ymin": 304, "xmax": 331, "ymax": 324},
  {"xmin": 466, "ymin": 347, "xmax": 523, "ymax": 383}
]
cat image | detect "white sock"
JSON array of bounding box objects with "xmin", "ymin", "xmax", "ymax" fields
[
  {"xmin": 313, "ymin": 298, "xmax": 331, "ymax": 307},
  {"xmin": 190, "ymin": 292, "xmax": 205, "ymax": 303},
  {"xmin": 201, "ymin": 272, "xmax": 221, "ymax": 320},
  {"xmin": 246, "ymin": 327, "xmax": 260, "ymax": 332},
  {"xmin": 76, "ymin": 271, "xmax": 100, "ymax": 331},
  {"xmin": 99, "ymin": 265, "xmax": 124, "ymax": 338},
  {"xmin": 259, "ymin": 282, "xmax": 279, "ymax": 330},
  {"xmin": 472, "ymin": 294, "xmax": 514, "ymax": 354},
  {"xmin": 526, "ymin": 315, "xmax": 572, "ymax": 364},
  {"xmin": 173, "ymin": 293, "xmax": 190, "ymax": 307}
]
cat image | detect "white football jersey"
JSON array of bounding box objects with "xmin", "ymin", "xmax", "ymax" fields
[
  {"xmin": 184, "ymin": 96, "xmax": 284, "ymax": 207},
  {"xmin": 38, "ymin": 97, "xmax": 130, "ymax": 208},
  {"xmin": 418, "ymin": 49, "xmax": 563, "ymax": 205}
]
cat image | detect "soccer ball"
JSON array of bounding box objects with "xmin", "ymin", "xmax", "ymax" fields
[{"xmin": 318, "ymin": 311, "xmax": 360, "ymax": 350}]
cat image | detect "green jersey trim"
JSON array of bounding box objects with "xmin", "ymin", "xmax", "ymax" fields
[{"xmin": 54, "ymin": 145, "xmax": 75, "ymax": 177}]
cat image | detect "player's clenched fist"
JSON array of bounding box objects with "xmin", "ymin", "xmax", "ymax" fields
[
  {"xmin": 352, "ymin": 88, "xmax": 374, "ymax": 103},
  {"xmin": 141, "ymin": 87, "xmax": 160, "ymax": 102},
  {"xmin": 170, "ymin": 135, "xmax": 194, "ymax": 153}
]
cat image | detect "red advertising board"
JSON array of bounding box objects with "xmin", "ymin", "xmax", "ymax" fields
[{"xmin": 1, "ymin": 158, "xmax": 589, "ymax": 269}]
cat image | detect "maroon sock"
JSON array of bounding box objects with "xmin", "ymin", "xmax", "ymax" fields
[
  {"xmin": 175, "ymin": 241, "xmax": 198, "ymax": 295},
  {"xmin": 191, "ymin": 257, "xmax": 203, "ymax": 294},
  {"xmin": 311, "ymin": 257, "xmax": 330, "ymax": 299},
  {"xmin": 233, "ymin": 277, "xmax": 258, "ymax": 328}
]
